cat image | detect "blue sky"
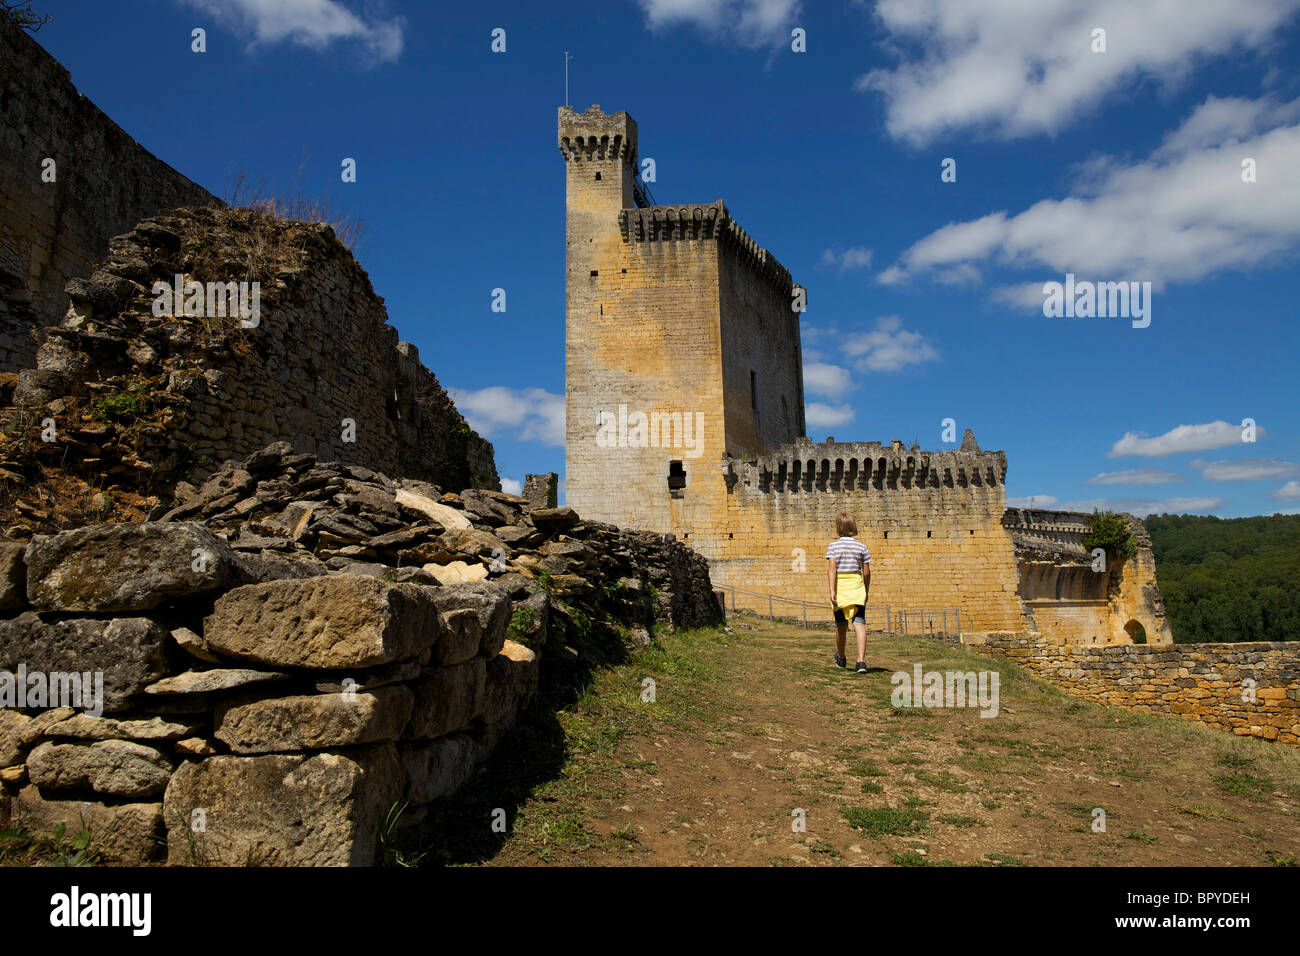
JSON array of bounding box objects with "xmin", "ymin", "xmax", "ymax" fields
[{"xmin": 30, "ymin": 0, "xmax": 1300, "ymax": 516}]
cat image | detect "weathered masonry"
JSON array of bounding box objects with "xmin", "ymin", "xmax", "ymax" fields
[
  {"xmin": 560, "ymin": 104, "xmax": 1171, "ymax": 642},
  {"xmin": 0, "ymin": 15, "xmax": 217, "ymax": 371}
]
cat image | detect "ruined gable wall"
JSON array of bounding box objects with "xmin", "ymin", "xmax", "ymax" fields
[
  {"xmin": 2, "ymin": 206, "xmax": 498, "ymax": 531},
  {"xmin": 0, "ymin": 17, "xmax": 218, "ymax": 372}
]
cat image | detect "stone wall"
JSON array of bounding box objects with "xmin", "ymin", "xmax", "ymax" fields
[
  {"xmin": 0, "ymin": 16, "xmax": 218, "ymax": 372},
  {"xmin": 967, "ymin": 631, "xmax": 1300, "ymax": 745},
  {"xmin": 0, "ymin": 443, "xmax": 722, "ymax": 864},
  {"xmin": 711, "ymin": 433, "xmax": 1029, "ymax": 631},
  {"xmin": 717, "ymin": 213, "xmax": 805, "ymax": 458},
  {"xmin": 0, "ymin": 205, "xmax": 498, "ymax": 535},
  {"xmin": 560, "ymin": 105, "xmax": 728, "ymax": 532}
]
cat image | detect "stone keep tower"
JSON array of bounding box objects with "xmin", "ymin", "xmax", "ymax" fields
[{"xmin": 559, "ymin": 104, "xmax": 806, "ymax": 534}]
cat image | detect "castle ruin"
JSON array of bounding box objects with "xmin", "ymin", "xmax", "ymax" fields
[{"xmin": 559, "ymin": 104, "xmax": 1172, "ymax": 645}]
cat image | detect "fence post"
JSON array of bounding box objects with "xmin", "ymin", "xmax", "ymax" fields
[
  {"xmin": 885, "ymin": 604, "xmax": 891, "ymax": 635},
  {"xmin": 802, "ymin": 601, "xmax": 807, "ymax": 629},
  {"xmin": 768, "ymin": 595, "xmax": 773, "ymax": 621},
  {"xmin": 955, "ymin": 608, "xmax": 962, "ymax": 637}
]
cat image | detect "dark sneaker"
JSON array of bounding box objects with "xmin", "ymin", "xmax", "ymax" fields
[
  {"xmin": 834, "ymin": 654, "xmax": 847, "ymax": 669},
  {"xmin": 854, "ymin": 661, "xmax": 868, "ymax": 674}
]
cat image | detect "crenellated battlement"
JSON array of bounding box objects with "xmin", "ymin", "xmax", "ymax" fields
[
  {"xmin": 620, "ymin": 201, "xmax": 725, "ymax": 240},
  {"xmin": 725, "ymin": 433, "xmax": 1008, "ymax": 495},
  {"xmin": 1003, "ymin": 508, "xmax": 1092, "ymax": 557},
  {"xmin": 557, "ymin": 105, "xmax": 638, "ymax": 166},
  {"xmin": 618, "ymin": 200, "xmax": 796, "ymax": 296},
  {"xmin": 1004, "ymin": 507, "xmax": 1153, "ymax": 558}
]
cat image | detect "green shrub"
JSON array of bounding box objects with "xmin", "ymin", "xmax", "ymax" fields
[
  {"xmin": 91, "ymin": 380, "xmax": 150, "ymax": 424},
  {"xmin": 1084, "ymin": 510, "xmax": 1137, "ymax": 560}
]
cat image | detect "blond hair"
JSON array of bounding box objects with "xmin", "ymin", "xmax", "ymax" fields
[{"xmin": 835, "ymin": 513, "xmax": 857, "ymax": 537}]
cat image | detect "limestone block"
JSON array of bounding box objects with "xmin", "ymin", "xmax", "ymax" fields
[
  {"xmin": 25, "ymin": 522, "xmax": 239, "ymax": 611},
  {"xmin": 26, "ymin": 739, "xmax": 173, "ymax": 797},
  {"xmin": 163, "ymin": 745, "xmax": 403, "ymax": 866},
  {"xmin": 214, "ymin": 686, "xmax": 414, "ymax": 753},
  {"xmin": 203, "ymin": 574, "xmax": 441, "ymax": 669}
]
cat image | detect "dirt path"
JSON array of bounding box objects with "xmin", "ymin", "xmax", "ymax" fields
[{"xmin": 444, "ymin": 618, "xmax": 1300, "ymax": 867}]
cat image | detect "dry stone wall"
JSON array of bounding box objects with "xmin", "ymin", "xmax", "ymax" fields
[
  {"xmin": 0, "ymin": 16, "xmax": 218, "ymax": 371},
  {"xmin": 967, "ymin": 632, "xmax": 1300, "ymax": 745},
  {"xmin": 0, "ymin": 442, "xmax": 721, "ymax": 864}
]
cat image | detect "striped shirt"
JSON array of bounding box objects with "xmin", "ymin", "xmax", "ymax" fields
[{"xmin": 826, "ymin": 536, "xmax": 871, "ymax": 573}]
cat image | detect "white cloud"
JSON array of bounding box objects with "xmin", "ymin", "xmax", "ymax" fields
[
  {"xmin": 1058, "ymin": 496, "xmax": 1228, "ymax": 518},
  {"xmin": 858, "ymin": 0, "xmax": 1300, "ymax": 145},
  {"xmin": 447, "ymin": 386, "xmax": 565, "ymax": 447},
  {"xmin": 1191, "ymin": 457, "xmax": 1300, "ymax": 481},
  {"xmin": 802, "ymin": 361, "xmax": 856, "ymax": 397},
  {"xmin": 1107, "ymin": 421, "xmax": 1263, "ymax": 458},
  {"xmin": 843, "ymin": 315, "xmax": 939, "ymax": 372},
  {"xmin": 876, "ymin": 265, "xmax": 906, "ymax": 286},
  {"xmin": 1273, "ymin": 481, "xmax": 1300, "ymax": 501},
  {"xmin": 1007, "ymin": 495, "xmax": 1060, "ymax": 509},
  {"xmin": 880, "ymin": 95, "xmax": 1300, "ymax": 295},
  {"xmin": 177, "ymin": 0, "xmax": 405, "ymax": 63},
  {"xmin": 989, "ymin": 282, "xmax": 1051, "ymax": 310},
  {"xmin": 1088, "ymin": 468, "xmax": 1185, "ymax": 486},
  {"xmin": 1155, "ymin": 95, "xmax": 1300, "ymax": 158},
  {"xmin": 637, "ymin": 0, "xmax": 801, "ymax": 47},
  {"xmin": 820, "ymin": 247, "xmax": 874, "ymax": 272},
  {"xmin": 805, "ymin": 402, "xmax": 856, "ymax": 431},
  {"xmin": 500, "ymin": 477, "xmax": 523, "ymax": 495}
]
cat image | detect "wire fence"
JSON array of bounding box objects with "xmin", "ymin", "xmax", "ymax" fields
[
  {"xmin": 894, "ymin": 607, "xmax": 963, "ymax": 642},
  {"xmin": 719, "ymin": 586, "xmax": 962, "ymax": 641},
  {"xmin": 720, "ymin": 585, "xmax": 893, "ymax": 633}
]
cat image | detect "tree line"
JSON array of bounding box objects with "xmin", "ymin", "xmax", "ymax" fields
[{"xmin": 1142, "ymin": 513, "xmax": 1300, "ymax": 644}]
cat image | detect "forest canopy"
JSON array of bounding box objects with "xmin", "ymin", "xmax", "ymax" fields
[{"xmin": 1143, "ymin": 513, "xmax": 1300, "ymax": 644}]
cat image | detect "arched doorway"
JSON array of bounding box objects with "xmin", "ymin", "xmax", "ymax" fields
[{"xmin": 1124, "ymin": 619, "xmax": 1147, "ymax": 645}]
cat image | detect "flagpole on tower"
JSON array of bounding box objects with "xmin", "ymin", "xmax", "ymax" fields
[{"xmin": 564, "ymin": 51, "xmax": 573, "ymax": 107}]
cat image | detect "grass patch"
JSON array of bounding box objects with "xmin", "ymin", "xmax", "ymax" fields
[
  {"xmin": 849, "ymin": 758, "xmax": 887, "ymax": 777},
  {"xmin": 842, "ymin": 805, "xmax": 930, "ymax": 837}
]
